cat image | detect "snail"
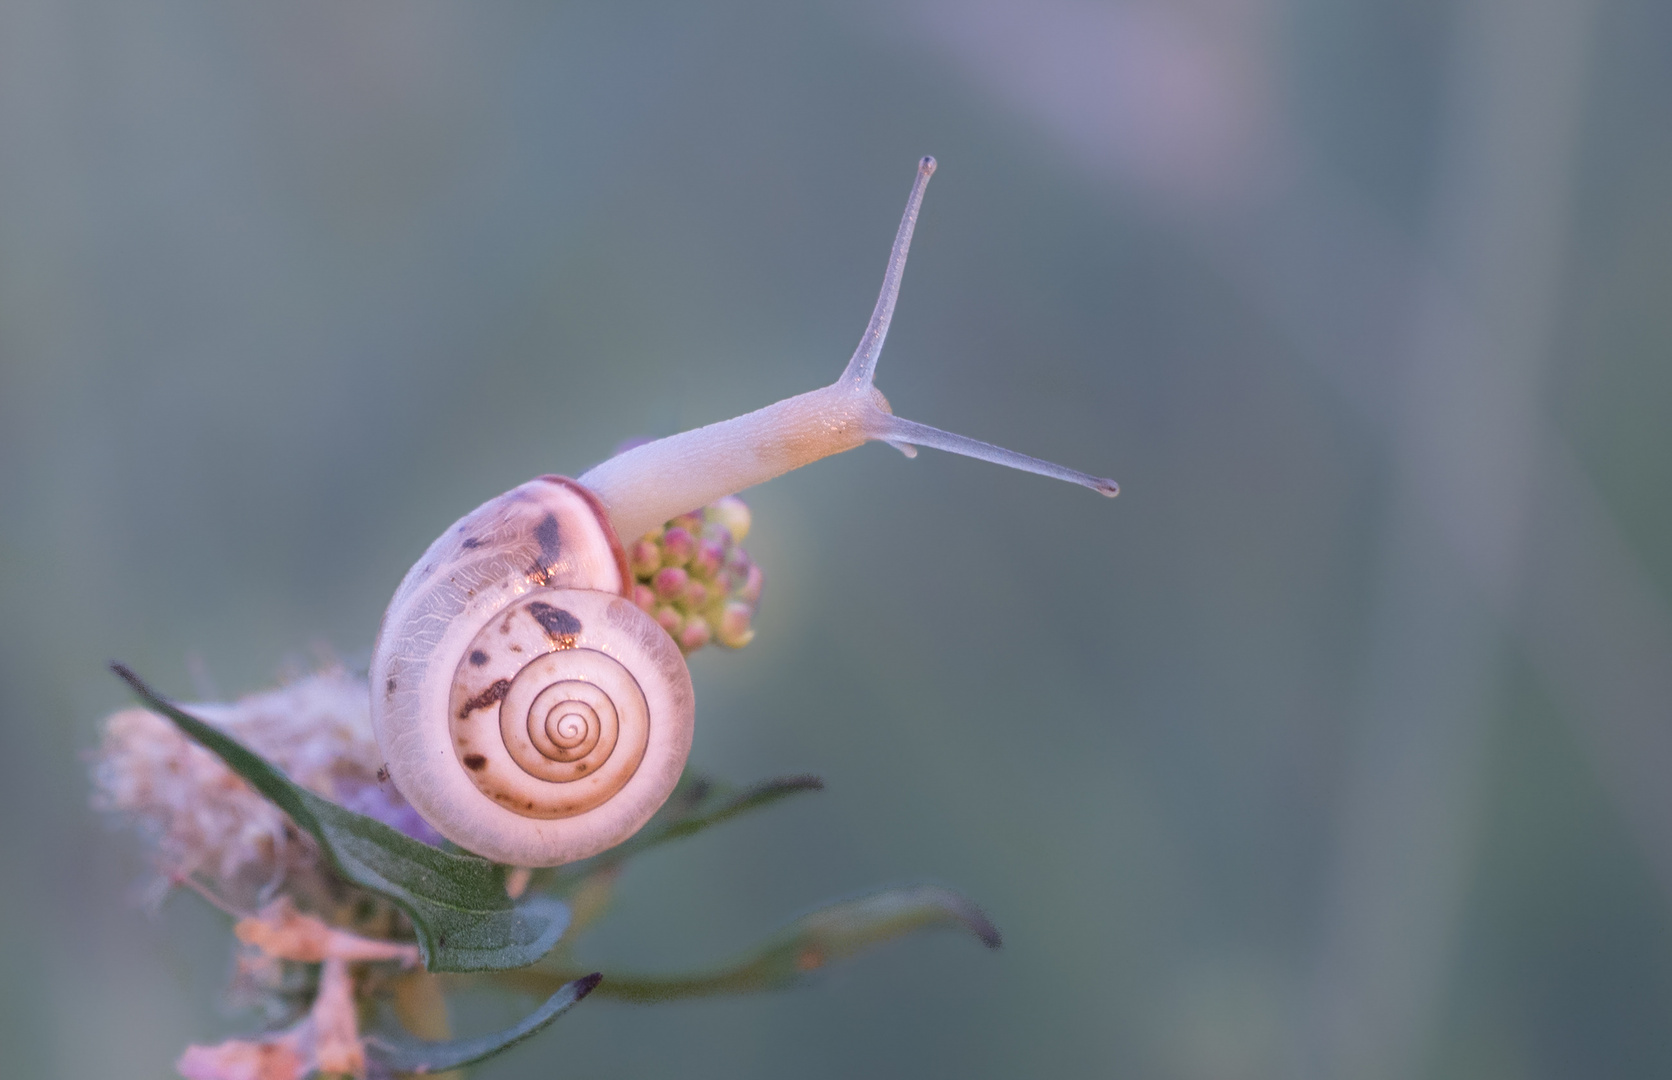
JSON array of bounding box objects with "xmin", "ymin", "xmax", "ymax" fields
[{"xmin": 369, "ymin": 157, "xmax": 1118, "ymax": 867}]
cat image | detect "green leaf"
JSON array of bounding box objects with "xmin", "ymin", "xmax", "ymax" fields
[
  {"xmin": 111, "ymin": 664, "xmax": 568, "ymax": 974},
  {"xmin": 500, "ymin": 884, "xmax": 1001, "ymax": 1003},
  {"xmin": 365, "ymin": 973, "xmax": 601, "ymax": 1074},
  {"xmin": 548, "ymin": 769, "xmax": 823, "ymax": 891}
]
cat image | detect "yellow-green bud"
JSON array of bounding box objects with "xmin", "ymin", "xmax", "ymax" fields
[{"xmin": 708, "ymin": 495, "xmax": 751, "ymax": 543}]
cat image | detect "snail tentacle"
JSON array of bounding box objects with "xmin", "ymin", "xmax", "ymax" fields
[{"xmin": 839, "ymin": 155, "xmax": 937, "ymax": 390}]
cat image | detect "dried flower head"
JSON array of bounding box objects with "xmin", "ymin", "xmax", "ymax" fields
[{"xmin": 92, "ymin": 664, "xmax": 437, "ymax": 908}]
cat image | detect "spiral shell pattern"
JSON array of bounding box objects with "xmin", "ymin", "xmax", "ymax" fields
[{"xmin": 449, "ymin": 599, "xmax": 652, "ymax": 820}]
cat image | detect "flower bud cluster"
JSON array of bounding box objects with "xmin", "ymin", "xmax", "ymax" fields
[{"xmin": 627, "ymin": 494, "xmax": 763, "ymax": 654}]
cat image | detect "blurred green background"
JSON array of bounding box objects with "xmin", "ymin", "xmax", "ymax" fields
[{"xmin": 4, "ymin": 0, "xmax": 1672, "ymax": 1077}]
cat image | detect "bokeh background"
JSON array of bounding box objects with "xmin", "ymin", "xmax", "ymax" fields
[{"xmin": 3, "ymin": 0, "xmax": 1671, "ymax": 1076}]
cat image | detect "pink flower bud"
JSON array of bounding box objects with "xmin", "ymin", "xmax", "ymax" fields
[
  {"xmin": 690, "ymin": 540, "xmax": 725, "ymax": 579},
  {"xmin": 654, "ymin": 605, "xmax": 683, "ymax": 634},
  {"xmin": 661, "ymin": 526, "xmax": 695, "ymax": 567},
  {"xmin": 716, "ymin": 602, "xmax": 756, "ymax": 649},
  {"xmin": 653, "ymin": 566, "xmax": 689, "ymax": 601},
  {"xmin": 632, "ymin": 584, "xmax": 657, "ymax": 612},
  {"xmin": 683, "ymin": 579, "xmax": 710, "ymax": 608},
  {"xmin": 678, "ymin": 615, "xmax": 712, "ymax": 652}
]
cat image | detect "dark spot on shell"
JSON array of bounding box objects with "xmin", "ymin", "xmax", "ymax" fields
[
  {"xmin": 376, "ymin": 765, "xmax": 389, "ymax": 782},
  {"xmin": 462, "ymin": 753, "xmax": 488, "ymax": 771},
  {"xmin": 510, "ymin": 644, "xmax": 523, "ymax": 653},
  {"xmin": 528, "ymin": 601, "xmax": 583, "ymax": 639},
  {"xmin": 457, "ymin": 679, "xmax": 511, "ymax": 719},
  {"xmin": 469, "ymin": 650, "xmax": 489, "ymax": 666},
  {"xmin": 385, "ymin": 678, "xmax": 396, "ymax": 694},
  {"xmin": 534, "ymin": 513, "xmax": 562, "ymax": 567},
  {"xmin": 461, "ymin": 536, "xmax": 485, "ymax": 549}
]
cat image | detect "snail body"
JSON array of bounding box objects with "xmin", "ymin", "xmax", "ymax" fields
[{"xmin": 371, "ymin": 158, "xmax": 1117, "ymax": 867}]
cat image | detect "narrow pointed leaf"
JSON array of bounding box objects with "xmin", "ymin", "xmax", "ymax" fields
[
  {"xmin": 366, "ymin": 973, "xmax": 601, "ymax": 1074},
  {"xmin": 112, "ymin": 664, "xmax": 568, "ymax": 973},
  {"xmin": 502, "ymin": 884, "xmax": 1000, "ymax": 1002},
  {"xmin": 548, "ymin": 769, "xmax": 823, "ymax": 890}
]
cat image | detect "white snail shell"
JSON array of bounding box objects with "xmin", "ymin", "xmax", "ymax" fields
[{"xmin": 370, "ymin": 476, "xmax": 695, "ymax": 867}]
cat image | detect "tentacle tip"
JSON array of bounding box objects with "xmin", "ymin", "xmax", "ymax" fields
[
  {"xmin": 918, "ymin": 155, "xmax": 937, "ymax": 176},
  {"xmin": 1095, "ymin": 479, "xmax": 1119, "ymax": 497}
]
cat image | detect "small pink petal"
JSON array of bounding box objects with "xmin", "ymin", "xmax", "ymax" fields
[{"xmin": 177, "ymin": 1038, "xmax": 304, "ymax": 1080}]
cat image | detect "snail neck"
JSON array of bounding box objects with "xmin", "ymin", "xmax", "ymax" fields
[{"xmin": 578, "ymin": 381, "xmax": 878, "ymax": 542}]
